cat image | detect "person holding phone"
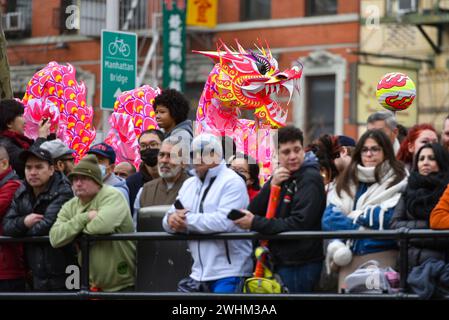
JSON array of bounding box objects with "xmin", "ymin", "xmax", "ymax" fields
[
  {"xmin": 233, "ymin": 126, "xmax": 326, "ymax": 293},
  {"xmin": 162, "ymin": 133, "xmax": 253, "ymax": 293}
]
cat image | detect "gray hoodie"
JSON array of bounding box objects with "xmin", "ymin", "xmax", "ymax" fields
[
  {"xmin": 104, "ymin": 173, "xmax": 130, "ymax": 205},
  {"xmin": 167, "ymin": 120, "xmax": 193, "ymax": 143}
]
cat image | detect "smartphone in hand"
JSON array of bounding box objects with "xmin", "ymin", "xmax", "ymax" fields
[
  {"xmin": 174, "ymin": 199, "xmax": 184, "ymax": 210},
  {"xmin": 227, "ymin": 209, "xmax": 245, "ymax": 221}
]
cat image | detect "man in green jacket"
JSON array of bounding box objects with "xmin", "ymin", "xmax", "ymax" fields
[{"xmin": 49, "ymin": 155, "xmax": 135, "ymax": 292}]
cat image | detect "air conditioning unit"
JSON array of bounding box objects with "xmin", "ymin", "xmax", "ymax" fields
[
  {"xmin": 397, "ymin": 0, "xmax": 417, "ymax": 14},
  {"xmin": 3, "ymin": 12, "xmax": 25, "ymax": 32}
]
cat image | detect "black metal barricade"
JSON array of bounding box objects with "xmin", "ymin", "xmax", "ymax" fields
[{"xmin": 1, "ymin": 229, "xmax": 449, "ymax": 299}]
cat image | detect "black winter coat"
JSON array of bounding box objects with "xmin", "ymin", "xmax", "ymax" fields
[
  {"xmin": 0, "ymin": 135, "xmax": 46, "ymax": 179},
  {"xmin": 390, "ymin": 172, "xmax": 449, "ymax": 271},
  {"xmin": 248, "ymin": 158, "xmax": 326, "ymax": 267},
  {"xmin": 2, "ymin": 171, "xmax": 76, "ymax": 290}
]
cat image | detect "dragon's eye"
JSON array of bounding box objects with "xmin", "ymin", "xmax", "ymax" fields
[
  {"xmin": 256, "ymin": 62, "xmax": 268, "ymax": 75},
  {"xmin": 250, "ymin": 51, "xmax": 271, "ymax": 75}
]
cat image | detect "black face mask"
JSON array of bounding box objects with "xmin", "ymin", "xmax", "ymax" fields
[{"xmin": 140, "ymin": 148, "xmax": 159, "ymax": 167}]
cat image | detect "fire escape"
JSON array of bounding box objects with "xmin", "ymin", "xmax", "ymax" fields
[
  {"xmin": 380, "ymin": 0, "xmax": 449, "ymax": 55},
  {"xmin": 376, "ymin": 0, "xmax": 449, "ymax": 121}
]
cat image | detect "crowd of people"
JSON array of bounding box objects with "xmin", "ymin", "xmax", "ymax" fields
[{"xmin": 2, "ymin": 90, "xmax": 449, "ymax": 297}]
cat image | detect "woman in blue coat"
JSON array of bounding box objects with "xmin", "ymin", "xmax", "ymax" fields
[{"xmin": 322, "ymin": 130, "xmax": 407, "ymax": 292}]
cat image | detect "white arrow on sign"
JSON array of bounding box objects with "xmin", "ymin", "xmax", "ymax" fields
[{"xmin": 114, "ymin": 88, "xmax": 122, "ymax": 98}]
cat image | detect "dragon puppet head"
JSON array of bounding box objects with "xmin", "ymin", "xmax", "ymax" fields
[{"xmin": 194, "ymin": 40, "xmax": 302, "ymax": 128}]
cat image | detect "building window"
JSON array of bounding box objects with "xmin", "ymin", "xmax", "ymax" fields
[
  {"xmin": 2, "ymin": 0, "xmax": 31, "ymax": 37},
  {"xmin": 306, "ymin": 0, "xmax": 338, "ymax": 17},
  {"xmin": 120, "ymin": 0, "xmax": 148, "ymax": 30},
  {"xmin": 240, "ymin": 0, "xmax": 271, "ymax": 21},
  {"xmin": 305, "ymin": 75, "xmax": 336, "ymax": 142}
]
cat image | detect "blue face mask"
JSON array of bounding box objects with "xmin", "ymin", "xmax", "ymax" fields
[{"xmin": 99, "ymin": 164, "xmax": 107, "ymax": 179}]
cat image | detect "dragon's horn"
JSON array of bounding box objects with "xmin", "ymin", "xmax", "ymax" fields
[
  {"xmin": 235, "ymin": 40, "xmax": 247, "ymax": 55},
  {"xmin": 192, "ymin": 50, "xmax": 222, "ymax": 61}
]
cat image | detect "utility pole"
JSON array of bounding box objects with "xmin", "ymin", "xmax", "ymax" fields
[
  {"xmin": 0, "ymin": 12, "xmax": 13, "ymax": 100},
  {"xmin": 101, "ymin": 0, "xmax": 120, "ymax": 139}
]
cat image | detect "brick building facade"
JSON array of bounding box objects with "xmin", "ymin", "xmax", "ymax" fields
[{"xmin": 3, "ymin": 0, "xmax": 360, "ymax": 142}]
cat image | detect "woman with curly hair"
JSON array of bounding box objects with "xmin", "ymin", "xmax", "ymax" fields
[{"xmin": 154, "ymin": 89, "xmax": 193, "ymax": 143}]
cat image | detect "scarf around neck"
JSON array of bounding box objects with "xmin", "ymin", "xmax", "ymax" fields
[
  {"xmin": 0, "ymin": 130, "xmax": 33, "ymax": 149},
  {"xmin": 403, "ymin": 171, "xmax": 449, "ymax": 220},
  {"xmin": 328, "ymin": 161, "xmax": 408, "ymax": 229}
]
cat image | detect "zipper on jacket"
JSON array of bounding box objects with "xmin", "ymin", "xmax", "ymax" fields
[
  {"xmin": 195, "ymin": 176, "xmax": 217, "ymax": 280},
  {"xmin": 224, "ymin": 240, "xmax": 231, "ymax": 264},
  {"xmin": 197, "ymin": 240, "xmax": 204, "ymax": 281},
  {"xmin": 194, "ymin": 181, "xmax": 204, "ymax": 280}
]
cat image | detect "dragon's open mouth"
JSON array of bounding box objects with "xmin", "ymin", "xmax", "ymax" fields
[
  {"xmin": 239, "ymin": 66, "xmax": 302, "ymax": 126},
  {"xmin": 240, "ymin": 65, "xmax": 302, "ymax": 106}
]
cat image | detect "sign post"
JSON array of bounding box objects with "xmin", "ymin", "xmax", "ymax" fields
[
  {"xmin": 162, "ymin": 1, "xmax": 186, "ymax": 92},
  {"xmin": 101, "ymin": 30, "xmax": 137, "ymax": 110}
]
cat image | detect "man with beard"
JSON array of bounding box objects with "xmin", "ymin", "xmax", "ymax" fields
[
  {"xmin": 133, "ymin": 136, "xmax": 189, "ymax": 224},
  {"xmin": 40, "ymin": 139, "xmax": 75, "ymax": 177},
  {"xmin": 126, "ymin": 129, "xmax": 163, "ymax": 214}
]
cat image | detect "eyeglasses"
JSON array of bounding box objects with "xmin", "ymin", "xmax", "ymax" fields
[
  {"xmin": 140, "ymin": 142, "xmax": 160, "ymax": 150},
  {"xmin": 361, "ymin": 146, "xmax": 382, "ymax": 155},
  {"xmin": 231, "ymin": 167, "xmax": 249, "ymax": 175}
]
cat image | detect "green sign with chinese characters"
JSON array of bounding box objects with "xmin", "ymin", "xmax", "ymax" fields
[
  {"xmin": 162, "ymin": 1, "xmax": 186, "ymax": 92},
  {"xmin": 101, "ymin": 30, "xmax": 137, "ymax": 110}
]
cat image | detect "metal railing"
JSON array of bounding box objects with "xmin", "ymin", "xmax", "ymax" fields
[{"xmin": 1, "ymin": 229, "xmax": 449, "ymax": 300}]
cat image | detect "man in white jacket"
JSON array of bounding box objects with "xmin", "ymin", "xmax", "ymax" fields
[{"xmin": 162, "ymin": 133, "xmax": 253, "ymax": 293}]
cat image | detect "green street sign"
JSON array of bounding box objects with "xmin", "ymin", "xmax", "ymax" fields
[
  {"xmin": 101, "ymin": 30, "xmax": 137, "ymax": 110},
  {"xmin": 162, "ymin": 1, "xmax": 186, "ymax": 92}
]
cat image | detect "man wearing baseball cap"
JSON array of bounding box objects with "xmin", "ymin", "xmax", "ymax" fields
[
  {"xmin": 49, "ymin": 154, "xmax": 136, "ymax": 292},
  {"xmin": 40, "ymin": 139, "xmax": 75, "ymax": 176},
  {"xmin": 87, "ymin": 142, "xmax": 130, "ymax": 204},
  {"xmin": 3, "ymin": 147, "xmax": 76, "ymax": 291}
]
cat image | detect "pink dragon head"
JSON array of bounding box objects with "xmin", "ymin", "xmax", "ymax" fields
[
  {"xmin": 22, "ymin": 61, "xmax": 96, "ymax": 162},
  {"xmin": 194, "ymin": 40, "xmax": 302, "ymax": 128},
  {"xmin": 105, "ymin": 85, "xmax": 161, "ymax": 169}
]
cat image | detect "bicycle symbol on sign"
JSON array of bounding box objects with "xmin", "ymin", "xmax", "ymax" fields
[{"xmin": 108, "ymin": 37, "xmax": 131, "ymax": 58}]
